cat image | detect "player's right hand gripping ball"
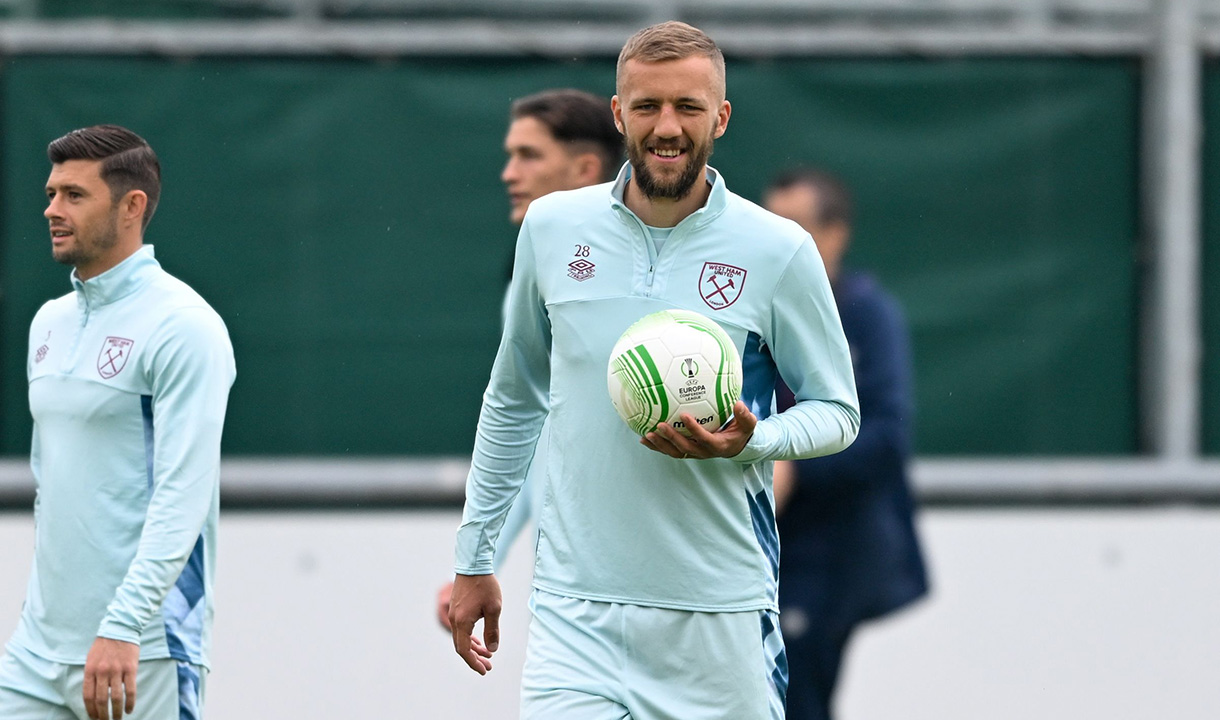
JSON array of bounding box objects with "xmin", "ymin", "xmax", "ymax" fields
[{"xmin": 607, "ymin": 308, "xmax": 743, "ymax": 438}]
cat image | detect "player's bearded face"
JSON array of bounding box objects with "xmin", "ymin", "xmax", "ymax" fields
[
  {"xmin": 626, "ymin": 128, "xmax": 714, "ymax": 201},
  {"xmin": 45, "ymin": 160, "xmax": 123, "ymax": 271},
  {"xmin": 52, "ymin": 204, "xmax": 120, "ymax": 268},
  {"xmin": 615, "ymin": 56, "xmax": 728, "ymax": 202}
]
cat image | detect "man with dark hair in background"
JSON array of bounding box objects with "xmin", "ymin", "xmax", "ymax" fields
[
  {"xmin": 501, "ymin": 88, "xmax": 624, "ymax": 224},
  {"xmin": 764, "ymin": 167, "xmax": 928, "ymax": 720},
  {"xmin": 435, "ymin": 88, "xmax": 623, "ymax": 631},
  {"xmin": 0, "ymin": 125, "xmax": 235, "ymax": 720}
]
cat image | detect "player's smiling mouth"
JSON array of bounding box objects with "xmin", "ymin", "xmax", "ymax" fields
[{"xmin": 650, "ymin": 147, "xmax": 685, "ymax": 160}]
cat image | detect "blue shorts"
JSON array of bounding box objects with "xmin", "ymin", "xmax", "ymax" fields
[
  {"xmin": 0, "ymin": 644, "xmax": 206, "ymax": 720},
  {"xmin": 521, "ymin": 589, "xmax": 787, "ymax": 720}
]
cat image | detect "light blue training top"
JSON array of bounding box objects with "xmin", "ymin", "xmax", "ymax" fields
[
  {"xmin": 9, "ymin": 246, "xmax": 235, "ymax": 669},
  {"xmin": 455, "ymin": 166, "xmax": 859, "ymax": 613}
]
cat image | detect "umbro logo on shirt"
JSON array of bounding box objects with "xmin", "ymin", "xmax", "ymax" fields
[
  {"xmin": 568, "ymin": 259, "xmax": 596, "ymax": 282},
  {"xmin": 35, "ymin": 331, "xmax": 50, "ymax": 364},
  {"xmin": 97, "ymin": 337, "xmax": 135, "ymax": 379}
]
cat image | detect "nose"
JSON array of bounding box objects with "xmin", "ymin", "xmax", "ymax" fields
[
  {"xmin": 655, "ymin": 106, "xmax": 682, "ymax": 139},
  {"xmin": 44, "ymin": 196, "xmax": 61, "ymax": 221},
  {"xmin": 501, "ymin": 157, "xmax": 518, "ymax": 185}
]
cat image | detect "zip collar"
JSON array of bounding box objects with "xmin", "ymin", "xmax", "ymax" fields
[
  {"xmin": 71, "ymin": 245, "xmax": 160, "ymax": 309},
  {"xmin": 608, "ymin": 163, "xmax": 730, "ymax": 230}
]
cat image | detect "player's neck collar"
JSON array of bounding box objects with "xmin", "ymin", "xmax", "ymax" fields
[{"xmin": 71, "ymin": 245, "xmax": 159, "ymax": 307}]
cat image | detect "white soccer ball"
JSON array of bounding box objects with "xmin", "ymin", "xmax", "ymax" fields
[{"xmin": 607, "ymin": 308, "xmax": 743, "ymax": 438}]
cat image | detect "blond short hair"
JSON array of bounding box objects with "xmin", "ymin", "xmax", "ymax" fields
[{"xmin": 616, "ymin": 21, "xmax": 726, "ymax": 100}]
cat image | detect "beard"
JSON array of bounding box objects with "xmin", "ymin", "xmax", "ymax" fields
[
  {"xmin": 53, "ymin": 207, "xmax": 120, "ymax": 268},
  {"xmin": 627, "ymin": 135, "xmax": 714, "ymax": 201}
]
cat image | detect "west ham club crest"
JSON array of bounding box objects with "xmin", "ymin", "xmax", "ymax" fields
[
  {"xmin": 699, "ymin": 262, "xmax": 746, "ymax": 310},
  {"xmin": 98, "ymin": 337, "xmax": 134, "ymax": 379}
]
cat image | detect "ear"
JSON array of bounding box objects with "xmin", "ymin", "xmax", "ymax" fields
[
  {"xmin": 713, "ymin": 100, "xmax": 731, "ymax": 139},
  {"xmin": 574, "ymin": 153, "xmax": 602, "ymax": 186},
  {"xmin": 817, "ymin": 220, "xmax": 851, "ymax": 259},
  {"xmin": 119, "ymin": 190, "xmax": 148, "ymax": 229},
  {"xmin": 611, "ymin": 95, "xmax": 626, "ymax": 134}
]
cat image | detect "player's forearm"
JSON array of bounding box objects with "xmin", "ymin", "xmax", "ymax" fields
[
  {"xmin": 99, "ymin": 474, "xmax": 216, "ymax": 642},
  {"xmin": 454, "ymin": 404, "xmax": 545, "ymax": 574},
  {"xmin": 99, "ymin": 551, "xmax": 197, "ymax": 643},
  {"xmin": 492, "ymin": 471, "xmax": 537, "ymax": 571},
  {"xmin": 101, "ymin": 388, "xmax": 227, "ymax": 641},
  {"xmin": 459, "ymin": 321, "xmax": 549, "ymax": 569},
  {"xmin": 736, "ymin": 398, "xmax": 859, "ymax": 463}
]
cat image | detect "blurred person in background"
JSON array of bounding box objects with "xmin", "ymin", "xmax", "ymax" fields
[
  {"xmin": 435, "ymin": 88, "xmax": 622, "ymax": 631},
  {"xmin": 0, "ymin": 125, "xmax": 235, "ymax": 720},
  {"xmin": 763, "ymin": 168, "xmax": 928, "ymax": 720},
  {"xmin": 500, "ymin": 88, "xmax": 624, "ymax": 226}
]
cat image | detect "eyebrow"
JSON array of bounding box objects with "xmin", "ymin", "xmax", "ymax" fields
[
  {"xmin": 46, "ymin": 182, "xmax": 89, "ymax": 194},
  {"xmin": 632, "ymin": 95, "xmax": 706, "ymax": 105},
  {"xmin": 507, "ymin": 143, "xmax": 540, "ymax": 153}
]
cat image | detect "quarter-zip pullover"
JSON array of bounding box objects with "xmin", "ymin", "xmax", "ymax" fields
[
  {"xmin": 455, "ymin": 166, "xmax": 859, "ymax": 612},
  {"xmin": 11, "ymin": 246, "xmax": 235, "ymax": 669}
]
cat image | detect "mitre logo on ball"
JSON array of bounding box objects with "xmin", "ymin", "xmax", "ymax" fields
[{"xmin": 606, "ymin": 308, "xmax": 743, "ymax": 438}]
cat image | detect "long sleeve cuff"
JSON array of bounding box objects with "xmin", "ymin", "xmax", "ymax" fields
[{"xmin": 96, "ymin": 619, "xmax": 143, "ymax": 645}]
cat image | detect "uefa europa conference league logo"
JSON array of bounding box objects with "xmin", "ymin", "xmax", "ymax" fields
[{"xmin": 607, "ymin": 308, "xmax": 741, "ymax": 438}]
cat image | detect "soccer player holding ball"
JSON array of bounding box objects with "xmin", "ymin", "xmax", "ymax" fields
[{"xmin": 450, "ymin": 22, "xmax": 859, "ymax": 719}]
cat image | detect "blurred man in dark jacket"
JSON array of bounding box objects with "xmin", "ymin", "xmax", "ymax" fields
[{"xmin": 764, "ymin": 168, "xmax": 929, "ymax": 720}]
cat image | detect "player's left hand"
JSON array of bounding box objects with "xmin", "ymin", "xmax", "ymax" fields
[
  {"xmin": 83, "ymin": 637, "xmax": 139, "ymax": 720},
  {"xmin": 642, "ymin": 400, "xmax": 757, "ymax": 460}
]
